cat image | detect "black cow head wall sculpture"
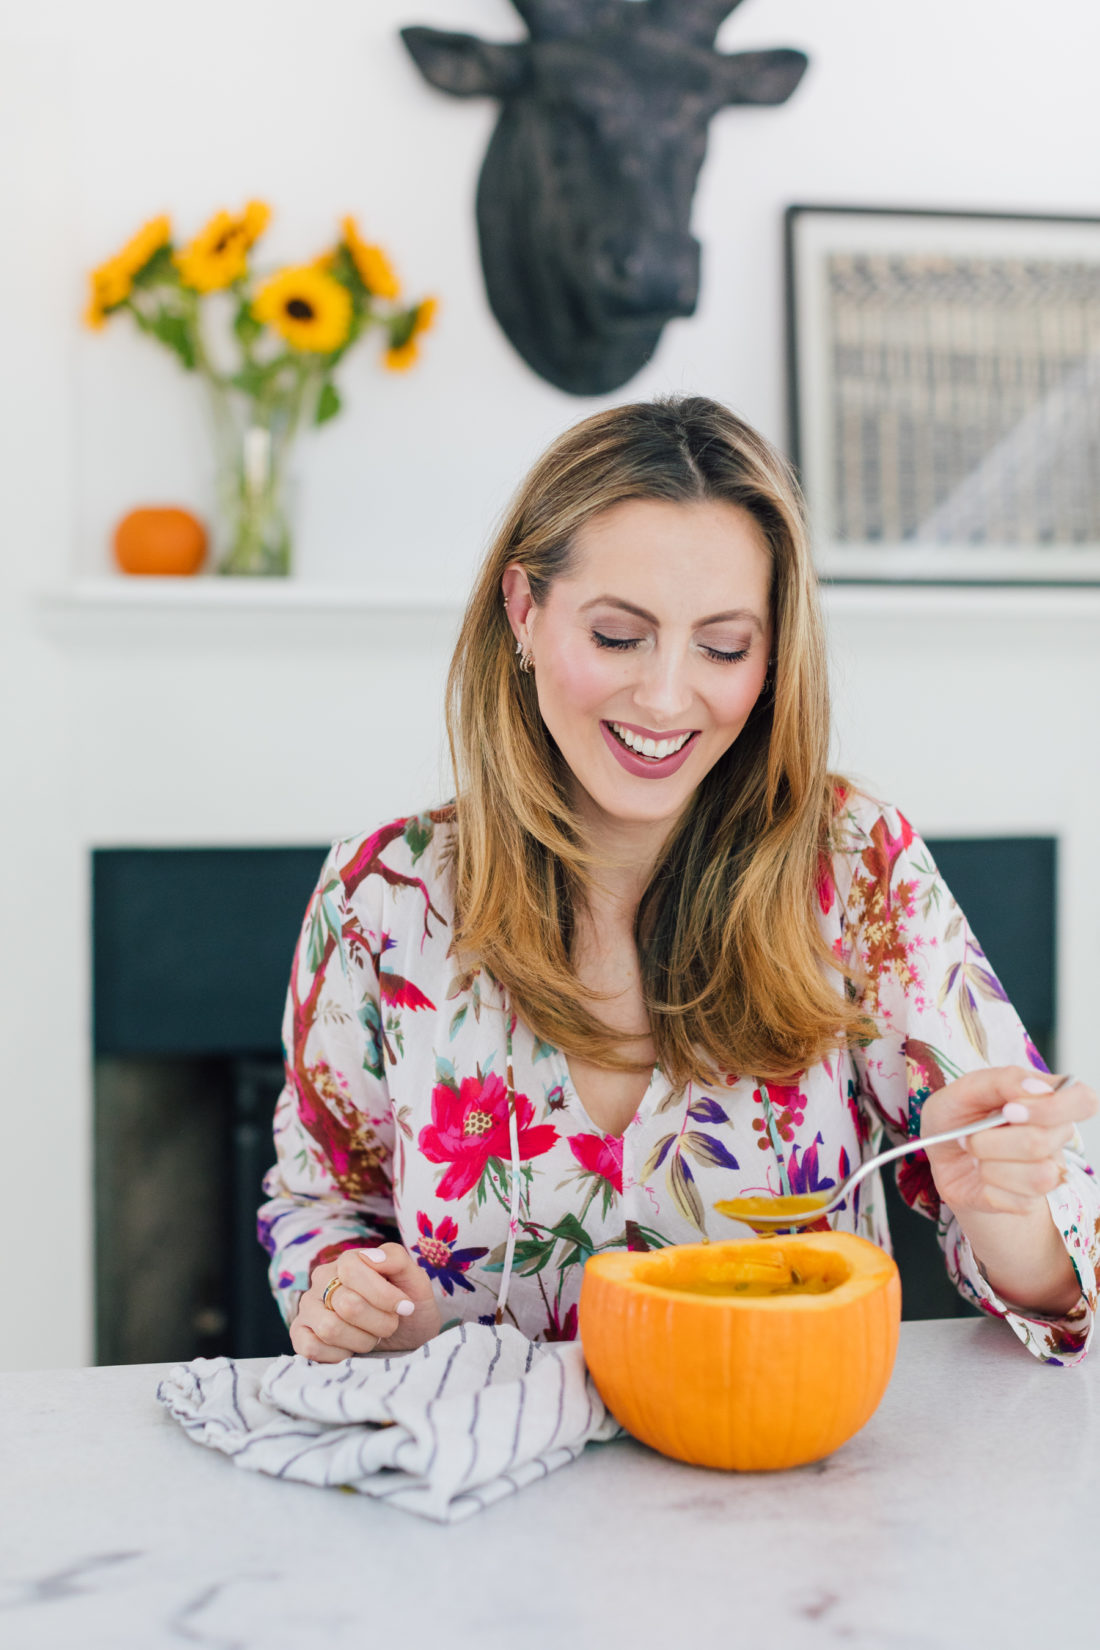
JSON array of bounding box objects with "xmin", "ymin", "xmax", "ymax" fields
[{"xmin": 401, "ymin": 1, "xmax": 808, "ymax": 396}]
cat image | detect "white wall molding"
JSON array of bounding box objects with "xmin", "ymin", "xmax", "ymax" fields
[{"xmin": 37, "ymin": 577, "xmax": 1100, "ymax": 633}]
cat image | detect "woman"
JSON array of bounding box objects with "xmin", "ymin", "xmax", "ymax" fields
[{"xmin": 259, "ymin": 395, "xmax": 1099, "ymax": 1365}]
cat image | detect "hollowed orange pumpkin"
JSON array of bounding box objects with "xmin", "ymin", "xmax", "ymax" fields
[
  {"xmin": 578, "ymin": 1233, "xmax": 900, "ymax": 1471},
  {"xmin": 113, "ymin": 507, "xmax": 207, "ymax": 576}
]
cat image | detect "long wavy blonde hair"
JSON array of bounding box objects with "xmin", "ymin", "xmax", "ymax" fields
[{"xmin": 443, "ymin": 395, "xmax": 870, "ymax": 1089}]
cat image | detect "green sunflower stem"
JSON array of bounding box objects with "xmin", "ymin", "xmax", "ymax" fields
[
  {"xmin": 204, "ymin": 320, "xmax": 298, "ymax": 576},
  {"xmin": 214, "ymin": 416, "xmax": 292, "ymax": 577},
  {"xmin": 274, "ymin": 362, "xmax": 313, "ymax": 467}
]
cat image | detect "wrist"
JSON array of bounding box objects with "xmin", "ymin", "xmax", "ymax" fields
[{"xmin": 958, "ymin": 1201, "xmax": 1083, "ymax": 1317}]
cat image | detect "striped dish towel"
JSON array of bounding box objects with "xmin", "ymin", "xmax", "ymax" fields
[{"xmin": 156, "ymin": 1322, "xmax": 624, "ymax": 1522}]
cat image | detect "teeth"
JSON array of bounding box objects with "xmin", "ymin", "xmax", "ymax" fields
[{"xmin": 610, "ymin": 723, "xmax": 692, "ymax": 760}]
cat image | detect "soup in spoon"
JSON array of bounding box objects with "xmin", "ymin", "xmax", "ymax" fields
[{"xmin": 713, "ymin": 1191, "xmax": 832, "ymax": 1234}]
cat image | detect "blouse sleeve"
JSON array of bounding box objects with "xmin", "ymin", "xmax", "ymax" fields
[
  {"xmin": 257, "ymin": 844, "xmax": 400, "ymax": 1328},
  {"xmin": 835, "ymin": 798, "xmax": 1099, "ymax": 1365}
]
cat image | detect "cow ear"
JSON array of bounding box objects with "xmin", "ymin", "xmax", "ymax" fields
[
  {"xmin": 401, "ymin": 27, "xmax": 530, "ymax": 99},
  {"xmin": 718, "ymin": 48, "xmax": 809, "ymax": 106}
]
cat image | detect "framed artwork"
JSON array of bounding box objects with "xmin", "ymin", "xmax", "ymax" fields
[{"xmin": 785, "ymin": 205, "xmax": 1100, "ymax": 583}]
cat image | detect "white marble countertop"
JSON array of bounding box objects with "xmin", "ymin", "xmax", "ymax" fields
[{"xmin": 1, "ymin": 1318, "xmax": 1095, "ymax": 1650}]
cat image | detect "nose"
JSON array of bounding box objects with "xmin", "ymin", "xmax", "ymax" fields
[
  {"xmin": 592, "ymin": 230, "xmax": 701, "ymax": 320},
  {"xmin": 631, "ymin": 643, "xmax": 696, "ymax": 727}
]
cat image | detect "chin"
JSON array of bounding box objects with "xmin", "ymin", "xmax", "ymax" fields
[{"xmin": 589, "ymin": 782, "xmax": 694, "ymax": 826}]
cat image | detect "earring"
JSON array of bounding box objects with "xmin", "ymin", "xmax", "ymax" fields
[{"xmin": 504, "ymin": 597, "xmax": 532, "ymax": 671}]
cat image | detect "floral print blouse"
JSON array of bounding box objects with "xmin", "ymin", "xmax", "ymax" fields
[{"xmin": 259, "ymin": 791, "xmax": 1099, "ymax": 1365}]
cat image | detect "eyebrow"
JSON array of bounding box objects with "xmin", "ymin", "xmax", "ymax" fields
[{"xmin": 579, "ymin": 596, "xmax": 765, "ymax": 632}]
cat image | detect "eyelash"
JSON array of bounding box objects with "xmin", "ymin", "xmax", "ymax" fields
[{"xmin": 591, "ymin": 631, "xmax": 750, "ymax": 665}]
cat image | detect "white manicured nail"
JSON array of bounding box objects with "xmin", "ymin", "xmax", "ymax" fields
[
  {"xmin": 365, "ymin": 1248, "xmax": 387, "ymax": 1262},
  {"xmin": 395, "ymin": 1300, "xmax": 415, "ymax": 1316},
  {"xmin": 1021, "ymin": 1079, "xmax": 1054, "ymax": 1095},
  {"xmin": 1002, "ymin": 1102, "xmax": 1030, "ymax": 1123}
]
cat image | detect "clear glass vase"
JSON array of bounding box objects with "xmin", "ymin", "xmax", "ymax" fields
[{"xmin": 215, "ymin": 425, "xmax": 292, "ymax": 577}]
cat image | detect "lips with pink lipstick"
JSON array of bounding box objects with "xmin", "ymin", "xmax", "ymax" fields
[{"xmin": 600, "ymin": 718, "xmax": 700, "ymax": 779}]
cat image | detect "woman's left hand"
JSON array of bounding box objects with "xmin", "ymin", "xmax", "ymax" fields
[{"xmin": 918, "ymin": 1066, "xmax": 1098, "ymax": 1219}]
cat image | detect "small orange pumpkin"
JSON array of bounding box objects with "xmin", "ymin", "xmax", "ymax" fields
[
  {"xmin": 579, "ymin": 1233, "xmax": 900, "ymax": 1471},
  {"xmin": 113, "ymin": 507, "xmax": 208, "ymax": 576}
]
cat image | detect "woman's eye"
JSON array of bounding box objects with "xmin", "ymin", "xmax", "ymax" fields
[
  {"xmin": 591, "ymin": 631, "xmax": 749, "ymax": 664},
  {"xmin": 592, "ymin": 631, "xmax": 641, "ymax": 651}
]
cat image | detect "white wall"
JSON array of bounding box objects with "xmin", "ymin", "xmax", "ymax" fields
[
  {"xmin": 4, "ymin": 0, "xmax": 1100, "ymax": 1369},
  {"xmin": 49, "ymin": 0, "xmax": 1100, "ymax": 590}
]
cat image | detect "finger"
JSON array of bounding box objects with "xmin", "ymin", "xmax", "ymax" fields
[
  {"xmin": 969, "ymin": 1122, "xmax": 1076, "ymax": 1162},
  {"xmin": 976, "ymin": 1157, "xmax": 1066, "ymax": 1198},
  {"xmin": 1002, "ymin": 1077, "xmax": 1098, "ymax": 1127},
  {"xmin": 299, "ymin": 1298, "xmax": 382, "ymax": 1355},
  {"xmin": 335, "ymin": 1249, "xmax": 421, "ymax": 1323},
  {"xmin": 974, "ymin": 1181, "xmax": 1052, "ymax": 1216},
  {"xmin": 932, "ymin": 1066, "xmax": 1049, "ymax": 1124},
  {"xmin": 946, "ymin": 1069, "xmax": 1096, "ymax": 1130},
  {"xmin": 347, "ymin": 1243, "xmax": 435, "ymax": 1305},
  {"xmin": 291, "ymin": 1320, "xmax": 362, "ymax": 1364},
  {"xmin": 311, "ymin": 1281, "xmax": 403, "ymax": 1344},
  {"xmin": 1048, "ymin": 1080, "xmax": 1099, "ymax": 1122}
]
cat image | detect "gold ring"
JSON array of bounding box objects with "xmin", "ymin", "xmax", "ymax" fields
[{"xmin": 321, "ymin": 1276, "xmax": 344, "ymax": 1311}]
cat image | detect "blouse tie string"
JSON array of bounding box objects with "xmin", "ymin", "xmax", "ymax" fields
[{"xmin": 495, "ymin": 993, "xmax": 522, "ymax": 1325}]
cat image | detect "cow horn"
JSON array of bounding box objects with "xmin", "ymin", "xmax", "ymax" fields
[
  {"xmin": 509, "ymin": 0, "xmax": 620, "ymax": 39},
  {"xmin": 647, "ymin": 0, "xmax": 747, "ymax": 45}
]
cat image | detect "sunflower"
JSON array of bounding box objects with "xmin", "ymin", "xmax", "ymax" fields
[
  {"xmin": 383, "ymin": 296, "xmax": 438, "ymax": 371},
  {"xmin": 175, "ymin": 200, "xmax": 272, "ymax": 294},
  {"xmin": 341, "ymin": 216, "xmax": 401, "ymax": 300},
  {"xmin": 252, "ymin": 265, "xmax": 352, "ymax": 353},
  {"xmin": 84, "ymin": 213, "xmax": 172, "ymax": 328},
  {"xmin": 85, "ymin": 261, "xmax": 132, "ymax": 330},
  {"xmin": 414, "ymin": 296, "xmax": 438, "ymax": 334},
  {"xmin": 238, "ymin": 200, "xmax": 270, "ymax": 248}
]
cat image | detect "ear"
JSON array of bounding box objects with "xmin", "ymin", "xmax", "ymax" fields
[
  {"xmin": 719, "ymin": 48, "xmax": 808, "ymax": 106},
  {"xmin": 400, "ymin": 27, "xmax": 530, "ymax": 99},
  {"xmin": 500, "ymin": 565, "xmax": 536, "ymax": 646},
  {"xmin": 649, "ymin": 0, "xmax": 747, "ymax": 47}
]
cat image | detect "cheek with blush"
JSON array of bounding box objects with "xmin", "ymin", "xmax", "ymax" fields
[
  {"xmin": 542, "ymin": 639, "xmax": 621, "ymax": 722},
  {"xmin": 712, "ymin": 672, "xmax": 767, "ymax": 737}
]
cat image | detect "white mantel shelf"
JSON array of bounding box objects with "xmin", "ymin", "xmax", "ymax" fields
[
  {"xmin": 34, "ymin": 579, "xmax": 469, "ymax": 652},
  {"xmin": 36, "ymin": 577, "xmax": 1100, "ymax": 625},
  {"xmin": 38, "ymin": 579, "xmax": 468, "ymax": 617}
]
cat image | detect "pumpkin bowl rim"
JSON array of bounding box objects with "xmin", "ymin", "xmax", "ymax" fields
[{"xmin": 580, "ymin": 1232, "xmax": 899, "ymax": 1310}]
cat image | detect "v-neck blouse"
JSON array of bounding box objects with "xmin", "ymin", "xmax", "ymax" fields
[
  {"xmin": 259, "ymin": 792, "xmax": 1099, "ymax": 1363},
  {"xmin": 559, "ymin": 1056, "xmax": 662, "ymax": 1138}
]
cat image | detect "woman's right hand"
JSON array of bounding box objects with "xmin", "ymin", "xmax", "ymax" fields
[{"xmin": 290, "ymin": 1243, "xmax": 441, "ymax": 1362}]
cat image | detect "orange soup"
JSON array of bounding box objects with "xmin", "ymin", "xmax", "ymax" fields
[
  {"xmin": 670, "ymin": 1272, "xmax": 839, "ymax": 1297},
  {"xmin": 660, "ymin": 1247, "xmax": 844, "ymax": 1298},
  {"xmin": 714, "ymin": 1192, "xmax": 832, "ymax": 1233}
]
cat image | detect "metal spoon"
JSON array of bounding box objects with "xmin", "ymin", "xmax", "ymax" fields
[{"xmin": 715, "ymin": 1074, "xmax": 1075, "ymax": 1231}]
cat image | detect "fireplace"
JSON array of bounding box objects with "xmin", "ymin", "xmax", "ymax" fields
[
  {"xmin": 92, "ymin": 837, "xmax": 1056, "ymax": 1363},
  {"xmin": 93, "ymin": 846, "xmax": 326, "ymax": 1363}
]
